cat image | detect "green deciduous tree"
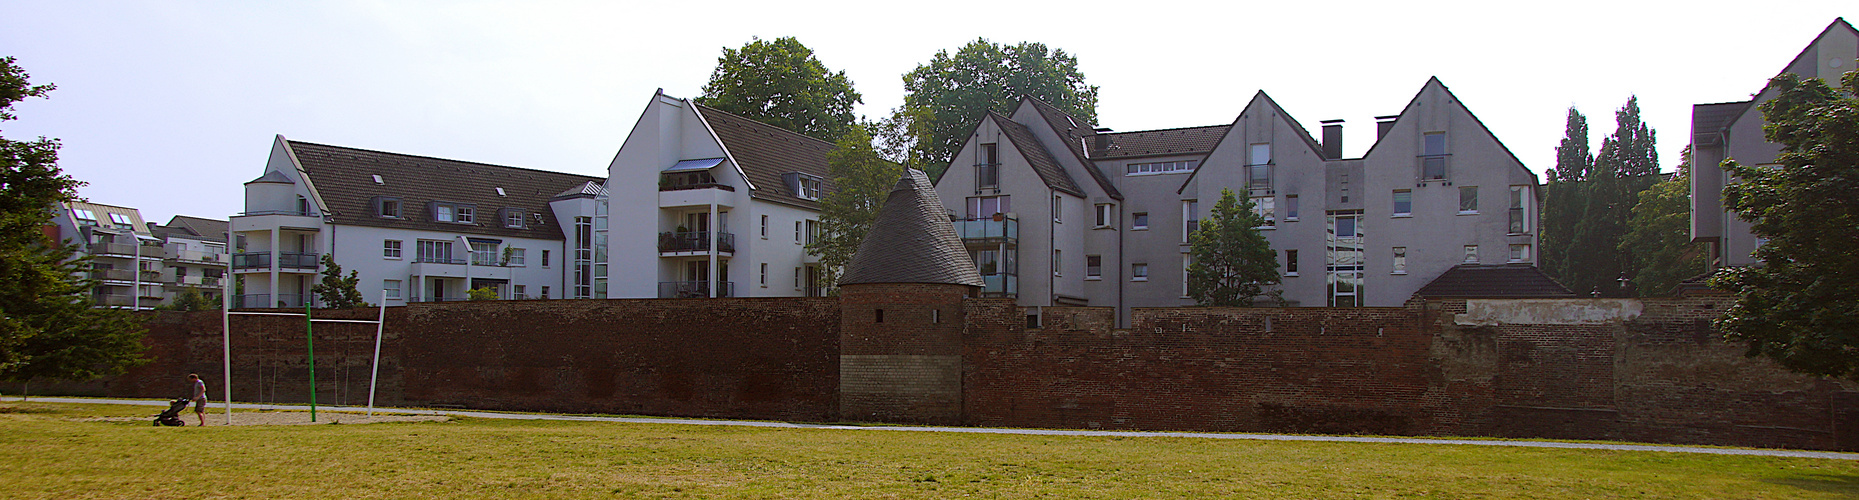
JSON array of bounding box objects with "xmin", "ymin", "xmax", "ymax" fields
[
  {"xmin": 1187, "ymin": 189, "xmax": 1282, "ymax": 307},
  {"xmin": 1621, "ymin": 146, "xmax": 1708, "ymax": 296},
  {"xmin": 896, "ymin": 39, "xmax": 1098, "ymax": 177},
  {"xmin": 695, "ymin": 37, "xmax": 862, "ymax": 143},
  {"xmin": 1711, "ymin": 70, "xmax": 1859, "ymax": 379},
  {"xmin": 310, "ymin": 254, "xmax": 367, "ymax": 309},
  {"xmin": 1544, "ymin": 98, "xmax": 1660, "ymax": 297},
  {"xmin": 0, "ymin": 56, "xmax": 147, "ymax": 383},
  {"xmin": 806, "ymin": 126, "xmax": 904, "ymax": 293}
]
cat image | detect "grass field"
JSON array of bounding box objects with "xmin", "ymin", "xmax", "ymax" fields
[{"xmin": 4, "ymin": 402, "xmax": 1858, "ymax": 499}]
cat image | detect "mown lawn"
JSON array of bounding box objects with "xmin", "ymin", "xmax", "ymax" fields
[{"xmin": 3, "ymin": 402, "xmax": 1857, "ymax": 499}]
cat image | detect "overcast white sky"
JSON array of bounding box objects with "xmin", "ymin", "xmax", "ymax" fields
[{"xmin": 2, "ymin": 1, "xmax": 1852, "ymax": 223}]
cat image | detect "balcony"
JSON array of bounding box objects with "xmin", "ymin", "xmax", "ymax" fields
[
  {"xmin": 233, "ymin": 294, "xmax": 306, "ymax": 309},
  {"xmin": 171, "ymin": 275, "xmax": 223, "ymax": 288},
  {"xmin": 408, "ymin": 255, "xmax": 511, "ymax": 280},
  {"xmin": 406, "ymin": 296, "xmax": 468, "ymax": 303},
  {"xmin": 231, "ymin": 252, "xmax": 318, "ymax": 271},
  {"xmin": 658, "ymin": 281, "xmax": 735, "ymax": 298},
  {"xmin": 953, "ymin": 217, "xmax": 1017, "ymax": 244},
  {"xmin": 87, "ymin": 242, "xmax": 151, "ymax": 257},
  {"xmin": 230, "ymin": 212, "xmax": 323, "ymax": 234},
  {"xmin": 980, "ymin": 273, "xmax": 1018, "ymax": 298},
  {"xmin": 168, "ymin": 248, "xmax": 226, "ymax": 264},
  {"xmin": 89, "ymin": 269, "xmax": 160, "ymax": 282},
  {"xmin": 93, "ymin": 293, "xmax": 136, "ymax": 307},
  {"xmin": 658, "ymin": 231, "xmax": 735, "ymax": 255}
]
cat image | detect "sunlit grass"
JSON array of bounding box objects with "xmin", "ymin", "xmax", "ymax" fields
[{"xmin": 3, "ymin": 402, "xmax": 1856, "ymax": 499}]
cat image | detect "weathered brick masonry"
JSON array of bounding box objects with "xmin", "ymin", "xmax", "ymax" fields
[{"xmin": 24, "ymin": 294, "xmax": 1859, "ymax": 450}]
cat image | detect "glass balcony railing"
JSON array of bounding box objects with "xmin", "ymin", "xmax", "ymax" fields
[
  {"xmin": 953, "ymin": 217, "xmax": 1017, "ymax": 243},
  {"xmin": 657, "ymin": 232, "xmax": 735, "ymax": 253},
  {"xmin": 980, "ymin": 273, "xmax": 1018, "ymax": 297}
]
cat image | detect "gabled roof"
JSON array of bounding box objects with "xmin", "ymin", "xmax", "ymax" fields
[
  {"xmin": 1177, "ymin": 91, "xmax": 1322, "ymax": 193},
  {"xmin": 156, "ymin": 215, "xmax": 228, "ymax": 242},
  {"xmin": 1413, "ymin": 264, "xmax": 1578, "ymax": 299},
  {"xmin": 1362, "ymin": 77, "xmax": 1535, "ymax": 184},
  {"xmin": 553, "ymin": 180, "xmax": 607, "ymax": 201},
  {"xmin": 64, "ymin": 201, "xmax": 152, "ymax": 236},
  {"xmin": 693, "ymin": 104, "xmax": 834, "ymax": 210},
  {"xmin": 840, "ymin": 169, "xmax": 984, "ymax": 287},
  {"xmin": 287, "ymin": 141, "xmax": 602, "ymax": 241},
  {"xmin": 1690, "ymin": 101, "xmax": 1750, "ymax": 147},
  {"xmin": 1093, "ymin": 124, "xmax": 1230, "ymax": 159},
  {"xmin": 1024, "ymin": 98, "xmax": 1123, "ymax": 199},
  {"xmin": 991, "ymin": 111, "xmax": 1085, "ymax": 197}
]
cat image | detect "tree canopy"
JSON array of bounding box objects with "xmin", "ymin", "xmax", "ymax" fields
[
  {"xmin": 806, "ymin": 126, "xmax": 905, "ymax": 292},
  {"xmin": 0, "ymin": 56, "xmax": 146, "ymax": 383},
  {"xmin": 695, "ymin": 37, "xmax": 862, "ymax": 143},
  {"xmin": 1187, "ymin": 189, "xmax": 1282, "ymax": 307},
  {"xmin": 1543, "ymin": 98, "xmax": 1660, "ymax": 297},
  {"xmin": 896, "ymin": 39, "xmax": 1098, "ymax": 176},
  {"xmin": 1711, "ymin": 70, "xmax": 1859, "ymax": 379},
  {"xmin": 1620, "ymin": 146, "xmax": 1708, "ymax": 296}
]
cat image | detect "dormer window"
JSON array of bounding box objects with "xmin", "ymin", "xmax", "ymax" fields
[
  {"xmin": 430, "ymin": 202, "xmax": 476, "ymax": 224},
  {"xmin": 500, "ymin": 208, "xmax": 526, "ymax": 229},
  {"xmin": 784, "ymin": 172, "xmax": 823, "ymax": 201},
  {"xmin": 73, "ymin": 209, "xmax": 97, "ymax": 226},
  {"xmin": 372, "ymin": 197, "xmax": 403, "ymax": 218},
  {"xmin": 107, "ymin": 212, "xmax": 135, "ymax": 229}
]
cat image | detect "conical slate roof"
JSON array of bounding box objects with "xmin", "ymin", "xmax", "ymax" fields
[{"xmin": 839, "ymin": 169, "xmax": 983, "ymax": 287}]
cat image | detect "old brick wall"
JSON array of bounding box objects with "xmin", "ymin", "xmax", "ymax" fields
[
  {"xmin": 28, "ymin": 298, "xmax": 841, "ymax": 422},
  {"xmin": 962, "ymin": 306, "xmax": 1440, "ymax": 435},
  {"xmin": 838, "ymin": 284, "xmax": 971, "ymax": 424}
]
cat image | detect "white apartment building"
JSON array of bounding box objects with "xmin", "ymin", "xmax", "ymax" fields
[
  {"xmin": 935, "ymin": 78, "xmax": 1547, "ymax": 323},
  {"xmin": 151, "ymin": 215, "xmax": 230, "ymax": 304},
  {"xmin": 47, "ymin": 201, "xmax": 166, "ymax": 309},
  {"xmin": 230, "ymin": 135, "xmax": 605, "ymax": 308},
  {"xmin": 602, "ymin": 91, "xmax": 831, "ymax": 298},
  {"xmin": 1692, "ymin": 18, "xmax": 1857, "ymax": 268}
]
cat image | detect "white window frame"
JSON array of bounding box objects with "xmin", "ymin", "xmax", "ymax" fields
[
  {"xmin": 1463, "ymin": 245, "xmax": 1479, "ymax": 264},
  {"xmin": 760, "ymin": 262, "xmax": 768, "ymax": 287},
  {"xmin": 1132, "ymin": 212, "xmax": 1149, "ymax": 230},
  {"xmin": 1131, "ymin": 263, "xmax": 1149, "ymax": 282},
  {"xmin": 507, "ymin": 248, "xmax": 526, "ymax": 267},
  {"xmin": 383, "ymin": 240, "xmax": 402, "ymax": 259},
  {"xmin": 1086, "ymin": 255, "xmax": 1102, "ymax": 280},
  {"xmin": 1182, "ymin": 200, "xmax": 1198, "ymax": 243},
  {"xmin": 1393, "ymin": 190, "xmax": 1413, "ymax": 217},
  {"xmin": 760, "ymin": 215, "xmax": 769, "ymax": 239},
  {"xmin": 1393, "ymin": 247, "xmax": 1407, "ymax": 275},
  {"xmin": 1285, "ymin": 249, "xmax": 1299, "ymax": 277},
  {"xmin": 1285, "ymin": 195, "xmax": 1299, "ymax": 221},
  {"xmin": 1252, "ymin": 196, "xmax": 1275, "ymax": 228},
  {"xmin": 1052, "ymin": 195, "xmax": 1062, "ymax": 223},
  {"xmin": 1509, "ymin": 244, "xmax": 1531, "ymax": 263},
  {"xmin": 1094, "ymin": 204, "xmax": 1114, "ymax": 228},
  {"xmin": 1052, "ymin": 249, "xmax": 1062, "ymax": 277},
  {"xmin": 383, "ymin": 279, "xmax": 402, "ymax": 299},
  {"xmin": 1458, "ymin": 186, "xmax": 1479, "ymax": 214}
]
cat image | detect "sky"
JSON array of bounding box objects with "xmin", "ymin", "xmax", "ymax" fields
[{"xmin": 2, "ymin": 1, "xmax": 1852, "ymax": 224}]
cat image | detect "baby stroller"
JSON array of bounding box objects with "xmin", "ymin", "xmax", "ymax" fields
[{"xmin": 153, "ymin": 397, "xmax": 191, "ymax": 426}]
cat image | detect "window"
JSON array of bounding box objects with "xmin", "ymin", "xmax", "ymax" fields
[
  {"xmin": 1393, "ymin": 247, "xmax": 1407, "ymax": 274},
  {"xmin": 1285, "ymin": 195, "xmax": 1299, "ymax": 221},
  {"xmin": 1132, "ymin": 212, "xmax": 1149, "ymax": 230},
  {"xmin": 760, "ymin": 263, "xmax": 768, "ymax": 287},
  {"xmin": 1393, "ymin": 190, "xmax": 1412, "ymax": 216},
  {"xmin": 797, "ymin": 176, "xmax": 822, "ymax": 200},
  {"xmin": 760, "ymin": 215, "xmax": 768, "ymax": 239},
  {"xmin": 108, "ymin": 212, "xmax": 134, "ymax": 229},
  {"xmin": 974, "ymin": 249, "xmax": 1001, "ymax": 274},
  {"xmin": 514, "ymin": 285, "xmax": 526, "ymax": 299},
  {"xmin": 1421, "ymin": 132, "xmax": 1448, "ymax": 180},
  {"xmin": 1183, "ymin": 254, "xmax": 1193, "ymax": 296},
  {"xmin": 456, "ymin": 206, "xmax": 475, "ymax": 224},
  {"xmin": 383, "ymin": 280, "xmax": 401, "ymax": 299},
  {"xmin": 978, "ymin": 143, "xmax": 999, "ymax": 188},
  {"xmin": 795, "ymin": 221, "xmax": 803, "ymax": 244},
  {"xmin": 1086, "ymin": 255, "xmax": 1102, "ymax": 279},
  {"xmin": 1252, "ymin": 196, "xmax": 1275, "ymax": 227},
  {"xmin": 383, "ymin": 240, "xmax": 402, "ymax": 259},
  {"xmin": 573, "ymin": 217, "xmax": 593, "ymax": 299},
  {"xmin": 1182, "ymin": 200, "xmax": 1199, "ymax": 242},
  {"xmin": 1124, "ymin": 160, "xmax": 1197, "ymax": 175},
  {"xmin": 506, "ymin": 248, "xmax": 526, "ymax": 266},
  {"xmin": 435, "ymin": 204, "xmax": 454, "ymax": 222},
  {"xmin": 1463, "ymin": 245, "xmax": 1479, "ymax": 264},
  {"xmin": 1052, "ymin": 250, "xmax": 1062, "ymax": 276},
  {"xmin": 298, "ymin": 196, "xmax": 311, "ymax": 215},
  {"xmin": 540, "ymin": 286, "xmax": 550, "ymax": 299},
  {"xmin": 416, "ymin": 240, "xmax": 454, "ymax": 263},
  {"xmin": 1286, "ymin": 249, "xmax": 1299, "ymax": 276},
  {"xmin": 966, "ymin": 196, "xmax": 1011, "ymax": 218},
  {"xmin": 1094, "ymin": 204, "xmax": 1113, "ymax": 228},
  {"xmin": 1509, "ymin": 186, "xmax": 1527, "ymax": 234},
  {"xmin": 1459, "ymin": 186, "xmax": 1479, "ymax": 213},
  {"xmin": 503, "ymin": 209, "xmax": 525, "ymax": 228},
  {"xmin": 541, "ymin": 249, "xmax": 551, "ymax": 267},
  {"xmin": 1131, "ymin": 263, "xmax": 1149, "ymax": 281},
  {"xmin": 794, "ymin": 267, "xmax": 802, "ymax": 289},
  {"xmin": 73, "ymin": 209, "xmax": 97, "ymax": 226},
  {"xmin": 805, "ymin": 219, "xmax": 820, "ymax": 245},
  {"xmin": 470, "ymin": 241, "xmax": 499, "ymax": 266},
  {"xmin": 1052, "ymin": 196, "xmax": 1062, "ymax": 223},
  {"xmin": 1247, "ymin": 144, "xmax": 1271, "ymax": 191},
  {"xmin": 378, "ymin": 198, "xmax": 401, "ymax": 218},
  {"xmin": 1509, "ymin": 244, "xmax": 1531, "ymax": 262}
]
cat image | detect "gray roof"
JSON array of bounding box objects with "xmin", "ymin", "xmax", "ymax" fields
[
  {"xmin": 246, "ymin": 170, "xmax": 294, "ymax": 184},
  {"xmin": 694, "ymin": 104, "xmax": 833, "ymax": 210},
  {"xmin": 155, "ymin": 215, "xmax": 228, "ymax": 242},
  {"xmin": 992, "ymin": 111, "xmax": 1085, "ymax": 197},
  {"xmin": 288, "ymin": 141, "xmax": 603, "ymax": 241},
  {"xmin": 1413, "ymin": 264, "xmax": 1578, "ymax": 299},
  {"xmin": 1025, "ymin": 98, "xmax": 1124, "ymax": 199},
  {"xmin": 839, "ymin": 169, "xmax": 984, "ymax": 287},
  {"xmin": 1094, "ymin": 124, "xmax": 1230, "ymax": 159},
  {"xmin": 553, "ymin": 180, "xmax": 607, "ymax": 200}
]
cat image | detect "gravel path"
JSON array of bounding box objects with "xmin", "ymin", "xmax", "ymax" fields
[{"xmin": 14, "ymin": 396, "xmax": 1859, "ymax": 460}]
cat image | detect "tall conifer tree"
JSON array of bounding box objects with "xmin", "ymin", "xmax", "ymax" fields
[{"xmin": 1541, "ymin": 107, "xmax": 1591, "ymax": 288}]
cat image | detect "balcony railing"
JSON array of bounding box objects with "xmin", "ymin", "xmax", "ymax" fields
[
  {"xmin": 90, "ymin": 268, "xmax": 136, "ymax": 281},
  {"xmin": 657, "ymin": 231, "xmax": 735, "ymax": 253},
  {"xmin": 93, "ymin": 293, "xmax": 136, "ymax": 307},
  {"xmin": 415, "ymin": 255, "xmax": 468, "ymax": 265},
  {"xmin": 87, "ymin": 242, "xmax": 142, "ymax": 256},
  {"xmin": 980, "ymin": 273, "xmax": 1018, "ymax": 297},
  {"xmin": 168, "ymin": 248, "xmax": 226, "ymax": 263},
  {"xmin": 658, "ymin": 281, "xmax": 734, "ymax": 298},
  {"xmin": 279, "ymin": 252, "xmax": 319, "ymax": 269},
  {"xmin": 659, "ymin": 182, "xmax": 736, "ymax": 192},
  {"xmin": 406, "ymin": 296, "xmax": 468, "ymax": 303},
  {"xmin": 953, "ymin": 217, "xmax": 1017, "ymax": 243},
  {"xmin": 231, "ymin": 252, "xmax": 270, "ymax": 269},
  {"xmin": 239, "ymin": 209, "xmax": 317, "ymax": 217},
  {"xmin": 1420, "ymin": 154, "xmax": 1450, "ymax": 181},
  {"xmin": 171, "ymin": 275, "xmax": 223, "ymax": 287}
]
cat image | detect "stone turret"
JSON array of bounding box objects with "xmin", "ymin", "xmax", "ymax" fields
[{"xmin": 838, "ymin": 169, "xmax": 981, "ymax": 424}]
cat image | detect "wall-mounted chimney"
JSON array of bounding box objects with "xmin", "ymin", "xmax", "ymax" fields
[
  {"xmin": 1320, "ymin": 120, "xmax": 1344, "ymax": 160},
  {"xmin": 1375, "ymin": 115, "xmax": 1400, "ymax": 140}
]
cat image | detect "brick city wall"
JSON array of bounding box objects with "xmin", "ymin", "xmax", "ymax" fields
[{"xmin": 33, "ymin": 298, "xmax": 842, "ymax": 422}]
